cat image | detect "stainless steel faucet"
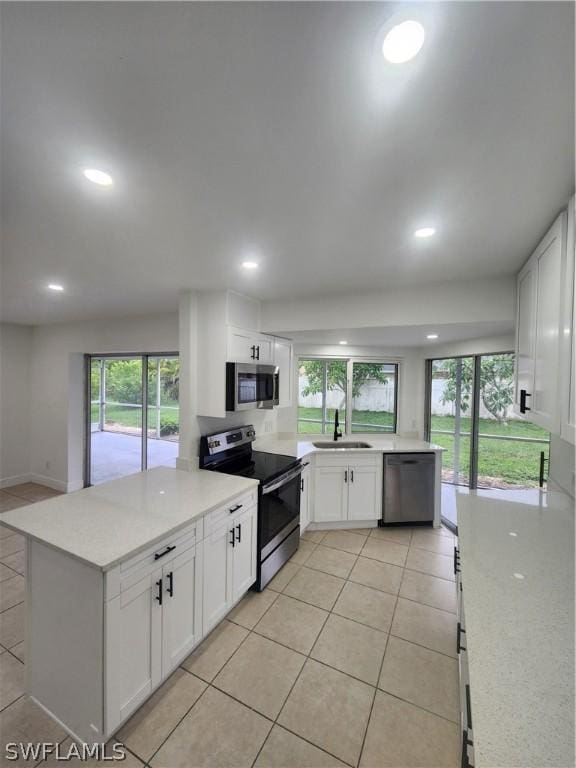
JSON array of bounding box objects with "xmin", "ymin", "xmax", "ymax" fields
[{"xmin": 333, "ymin": 409, "xmax": 342, "ymax": 441}]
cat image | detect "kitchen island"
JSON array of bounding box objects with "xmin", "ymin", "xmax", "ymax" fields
[
  {"xmin": 456, "ymin": 487, "xmax": 575, "ymax": 768},
  {"xmin": 1, "ymin": 467, "xmax": 259, "ymax": 743}
]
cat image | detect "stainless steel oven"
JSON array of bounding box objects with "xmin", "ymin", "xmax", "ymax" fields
[{"xmin": 225, "ymin": 363, "xmax": 279, "ymax": 411}]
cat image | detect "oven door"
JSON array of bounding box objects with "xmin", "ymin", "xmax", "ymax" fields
[
  {"xmin": 260, "ymin": 465, "xmax": 302, "ymax": 560},
  {"xmin": 226, "ymin": 363, "xmax": 278, "ymax": 411}
]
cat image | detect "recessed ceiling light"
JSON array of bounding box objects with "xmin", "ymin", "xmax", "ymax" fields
[
  {"xmin": 415, "ymin": 227, "xmax": 436, "ymax": 238},
  {"xmin": 47, "ymin": 283, "xmax": 64, "ymax": 292},
  {"xmin": 382, "ymin": 20, "xmax": 425, "ymax": 64},
  {"xmin": 83, "ymin": 168, "xmax": 113, "ymax": 186},
  {"xmin": 513, "ymin": 573, "xmax": 525, "ymax": 580},
  {"xmin": 339, "ymin": 340, "xmax": 348, "ymax": 345},
  {"xmin": 241, "ymin": 261, "xmax": 259, "ymax": 270},
  {"xmin": 426, "ymin": 334, "xmax": 438, "ymax": 340}
]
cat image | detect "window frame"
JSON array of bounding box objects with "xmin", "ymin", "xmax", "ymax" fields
[{"xmin": 297, "ymin": 356, "xmax": 400, "ymax": 435}]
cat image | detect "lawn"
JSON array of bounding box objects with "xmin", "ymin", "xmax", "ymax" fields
[
  {"xmin": 297, "ymin": 408, "xmax": 549, "ymax": 488},
  {"xmin": 298, "ymin": 407, "xmax": 395, "ymax": 434},
  {"xmin": 91, "ymin": 403, "xmax": 179, "ymax": 436}
]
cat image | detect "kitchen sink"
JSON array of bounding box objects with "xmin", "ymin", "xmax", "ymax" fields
[{"xmin": 312, "ymin": 441, "xmax": 373, "ymax": 449}]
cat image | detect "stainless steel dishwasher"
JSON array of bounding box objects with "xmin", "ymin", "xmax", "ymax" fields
[{"xmin": 382, "ymin": 453, "xmax": 435, "ymax": 524}]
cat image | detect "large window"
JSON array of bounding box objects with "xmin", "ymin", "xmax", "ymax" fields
[{"xmin": 298, "ymin": 359, "xmax": 398, "ymax": 434}]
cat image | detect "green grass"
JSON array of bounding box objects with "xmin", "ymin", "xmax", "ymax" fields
[
  {"xmin": 297, "ymin": 408, "xmax": 549, "ymax": 487},
  {"xmin": 91, "ymin": 404, "xmax": 179, "ymax": 433},
  {"xmin": 297, "ymin": 407, "xmax": 395, "ymax": 435}
]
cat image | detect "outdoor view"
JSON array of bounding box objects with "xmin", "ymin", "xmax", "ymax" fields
[
  {"xmin": 89, "ymin": 355, "xmax": 180, "ymax": 484},
  {"xmin": 298, "ymin": 360, "xmax": 397, "ymax": 434},
  {"xmin": 429, "ymin": 353, "xmax": 550, "ymax": 489}
]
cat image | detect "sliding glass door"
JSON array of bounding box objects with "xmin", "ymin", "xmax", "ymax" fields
[
  {"xmin": 425, "ymin": 352, "xmax": 550, "ymax": 491},
  {"xmin": 86, "ymin": 353, "xmax": 179, "ymax": 486}
]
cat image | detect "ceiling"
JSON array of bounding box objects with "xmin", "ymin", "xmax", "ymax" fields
[
  {"xmin": 1, "ymin": 2, "xmax": 574, "ymax": 325},
  {"xmin": 285, "ymin": 320, "xmax": 514, "ymax": 348}
]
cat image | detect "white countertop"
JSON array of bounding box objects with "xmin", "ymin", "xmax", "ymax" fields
[
  {"xmin": 456, "ymin": 488, "xmax": 575, "ymax": 768},
  {"xmin": 0, "ymin": 467, "xmax": 259, "ymax": 571},
  {"xmin": 253, "ymin": 433, "xmax": 443, "ymax": 459}
]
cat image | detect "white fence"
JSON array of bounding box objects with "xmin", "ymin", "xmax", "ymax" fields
[
  {"xmin": 298, "ymin": 376, "xmax": 395, "ymax": 412},
  {"xmin": 430, "ymin": 379, "xmax": 516, "ymax": 420}
]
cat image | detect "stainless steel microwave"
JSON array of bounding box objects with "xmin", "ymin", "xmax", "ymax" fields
[{"xmin": 226, "ymin": 363, "xmax": 279, "ymax": 411}]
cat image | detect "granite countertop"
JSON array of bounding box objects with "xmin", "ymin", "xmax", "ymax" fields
[
  {"xmin": 0, "ymin": 467, "xmax": 259, "ymax": 571},
  {"xmin": 253, "ymin": 433, "xmax": 444, "ymax": 459},
  {"xmin": 456, "ymin": 488, "xmax": 575, "ymax": 768}
]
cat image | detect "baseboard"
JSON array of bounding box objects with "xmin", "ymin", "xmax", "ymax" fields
[
  {"xmin": 307, "ymin": 520, "xmax": 379, "ymax": 531},
  {"xmin": 28, "ymin": 474, "xmax": 68, "ymax": 493},
  {"xmin": 0, "ymin": 473, "xmax": 34, "ymax": 489}
]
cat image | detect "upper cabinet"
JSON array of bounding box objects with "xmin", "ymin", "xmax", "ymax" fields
[
  {"xmin": 514, "ymin": 209, "xmax": 573, "ymax": 439},
  {"xmin": 196, "ymin": 290, "xmax": 293, "ymax": 417}
]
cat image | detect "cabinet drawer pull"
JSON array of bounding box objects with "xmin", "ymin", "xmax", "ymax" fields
[
  {"xmin": 453, "ymin": 546, "xmax": 460, "ymax": 575},
  {"xmin": 229, "ymin": 504, "xmax": 243, "ymax": 514},
  {"xmin": 167, "ymin": 571, "xmax": 174, "ymax": 598},
  {"xmin": 457, "ymin": 621, "xmax": 466, "ymax": 654},
  {"xmin": 236, "ymin": 523, "xmax": 242, "ymax": 543},
  {"xmin": 344, "ymin": 470, "xmax": 348, "ymax": 483},
  {"xmin": 250, "ymin": 345, "xmax": 256, "ymax": 360},
  {"xmin": 350, "ymin": 470, "xmax": 354, "ymax": 483},
  {"xmin": 230, "ymin": 529, "xmax": 236, "ymax": 548},
  {"xmin": 154, "ymin": 544, "xmax": 176, "ymax": 561},
  {"xmin": 465, "ymin": 684, "xmax": 473, "ymax": 732},
  {"xmin": 155, "ymin": 578, "xmax": 163, "ymax": 606},
  {"xmin": 519, "ymin": 389, "xmax": 532, "ymax": 413},
  {"xmin": 256, "ymin": 345, "xmax": 260, "ymax": 360}
]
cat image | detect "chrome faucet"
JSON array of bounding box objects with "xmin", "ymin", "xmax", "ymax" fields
[{"xmin": 333, "ymin": 409, "xmax": 342, "ymax": 441}]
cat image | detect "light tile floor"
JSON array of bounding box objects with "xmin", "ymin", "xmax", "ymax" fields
[{"xmin": 0, "ymin": 487, "xmax": 461, "ymax": 767}]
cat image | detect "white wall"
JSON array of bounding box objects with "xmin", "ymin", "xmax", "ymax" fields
[
  {"xmin": 261, "ymin": 277, "xmax": 516, "ymax": 334},
  {"xmin": 549, "ymin": 435, "xmax": 575, "ymax": 498},
  {"xmin": 0, "ymin": 323, "xmax": 33, "ymax": 486},
  {"xmin": 415, "ymin": 333, "xmax": 515, "ymax": 360},
  {"xmin": 29, "ymin": 314, "xmax": 179, "ymax": 491}
]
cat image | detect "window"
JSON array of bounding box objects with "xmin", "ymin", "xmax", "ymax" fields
[{"xmin": 298, "ymin": 359, "xmax": 398, "ymax": 434}]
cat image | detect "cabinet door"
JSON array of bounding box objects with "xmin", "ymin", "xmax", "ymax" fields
[
  {"xmin": 300, "ymin": 466, "xmax": 310, "ymax": 533},
  {"xmin": 347, "ymin": 465, "xmax": 382, "ymax": 521},
  {"xmin": 162, "ymin": 544, "xmax": 203, "ymax": 675},
  {"xmin": 273, "ymin": 338, "xmax": 293, "ymax": 407},
  {"xmin": 532, "ymin": 214, "xmax": 565, "ymax": 431},
  {"xmin": 255, "ymin": 336, "xmax": 273, "ymax": 364},
  {"xmin": 106, "ymin": 569, "xmax": 162, "ymax": 730},
  {"xmin": 515, "ymin": 261, "xmax": 537, "ymax": 413},
  {"xmin": 228, "ymin": 328, "xmax": 260, "ymax": 363},
  {"xmin": 231, "ymin": 505, "xmax": 257, "ymax": 602},
  {"xmin": 561, "ymin": 197, "xmax": 576, "ymax": 445},
  {"xmin": 203, "ymin": 521, "xmax": 234, "ymax": 633},
  {"xmin": 313, "ymin": 466, "xmax": 347, "ymax": 522}
]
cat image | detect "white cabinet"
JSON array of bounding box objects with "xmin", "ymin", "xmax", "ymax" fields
[
  {"xmin": 228, "ymin": 327, "xmax": 273, "ymax": 364},
  {"xmin": 203, "ymin": 501, "xmax": 257, "ymax": 633},
  {"xmin": 107, "ymin": 540, "xmax": 203, "ymax": 730},
  {"xmin": 312, "ymin": 455, "xmax": 382, "ymax": 523},
  {"xmin": 273, "ymin": 338, "xmax": 293, "ymax": 407},
  {"xmin": 300, "ymin": 463, "xmax": 311, "ymax": 532},
  {"xmin": 514, "ymin": 211, "xmax": 567, "ymax": 432}
]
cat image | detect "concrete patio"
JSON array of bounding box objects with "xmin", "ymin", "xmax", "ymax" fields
[{"xmin": 90, "ymin": 430, "xmax": 178, "ymax": 485}]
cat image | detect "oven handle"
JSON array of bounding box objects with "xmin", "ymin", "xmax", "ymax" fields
[{"xmin": 262, "ymin": 465, "xmax": 304, "ymax": 495}]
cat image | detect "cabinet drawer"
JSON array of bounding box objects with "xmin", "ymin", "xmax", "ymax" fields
[
  {"xmin": 204, "ymin": 490, "xmax": 257, "ymax": 537},
  {"xmin": 315, "ymin": 453, "xmax": 381, "ymax": 468},
  {"xmin": 106, "ymin": 519, "xmax": 203, "ymax": 600}
]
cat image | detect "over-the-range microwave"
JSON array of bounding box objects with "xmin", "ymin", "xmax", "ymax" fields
[{"xmin": 226, "ymin": 363, "xmax": 279, "ymax": 411}]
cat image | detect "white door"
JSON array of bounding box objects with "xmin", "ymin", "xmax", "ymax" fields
[
  {"xmin": 300, "ymin": 466, "xmax": 310, "ymax": 532},
  {"xmin": 231, "ymin": 505, "xmax": 257, "ymax": 602},
  {"xmin": 106, "ymin": 568, "xmax": 162, "ymax": 729},
  {"xmin": 203, "ymin": 521, "xmax": 234, "ymax": 633},
  {"xmin": 162, "ymin": 544, "xmax": 203, "ymax": 674},
  {"xmin": 532, "ymin": 214, "xmax": 565, "ymax": 431},
  {"xmin": 228, "ymin": 329, "xmax": 260, "ymax": 363},
  {"xmin": 313, "ymin": 466, "xmax": 347, "ymax": 522},
  {"xmin": 273, "ymin": 338, "xmax": 293, "ymax": 407},
  {"xmin": 515, "ymin": 262, "xmax": 536, "ymax": 413},
  {"xmin": 347, "ymin": 465, "xmax": 381, "ymax": 521}
]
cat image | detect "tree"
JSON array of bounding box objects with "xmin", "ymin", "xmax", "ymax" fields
[
  {"xmin": 300, "ymin": 361, "xmax": 389, "ymax": 403},
  {"xmin": 439, "ymin": 355, "xmax": 514, "ymax": 424}
]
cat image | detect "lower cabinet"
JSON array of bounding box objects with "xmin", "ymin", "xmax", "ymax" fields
[
  {"xmin": 312, "ymin": 455, "xmax": 382, "ymax": 523},
  {"xmin": 300, "ymin": 463, "xmax": 311, "ymax": 532},
  {"xmin": 203, "ymin": 502, "xmax": 257, "ymax": 633}
]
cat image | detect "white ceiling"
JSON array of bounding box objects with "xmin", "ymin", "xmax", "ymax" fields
[
  {"xmin": 1, "ymin": 2, "xmax": 574, "ymax": 325},
  {"xmin": 285, "ymin": 320, "xmax": 513, "ymax": 348}
]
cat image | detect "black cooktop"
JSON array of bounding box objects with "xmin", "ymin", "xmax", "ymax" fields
[{"xmin": 211, "ymin": 451, "xmax": 299, "ymax": 484}]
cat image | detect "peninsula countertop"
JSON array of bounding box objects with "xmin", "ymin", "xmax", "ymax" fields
[
  {"xmin": 456, "ymin": 487, "xmax": 575, "ymax": 768},
  {"xmin": 0, "ymin": 467, "xmax": 259, "ymax": 571},
  {"xmin": 253, "ymin": 433, "xmax": 444, "ymax": 459}
]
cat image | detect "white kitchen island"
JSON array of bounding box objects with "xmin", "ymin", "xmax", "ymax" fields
[{"xmin": 0, "ymin": 467, "xmax": 259, "ymax": 744}]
